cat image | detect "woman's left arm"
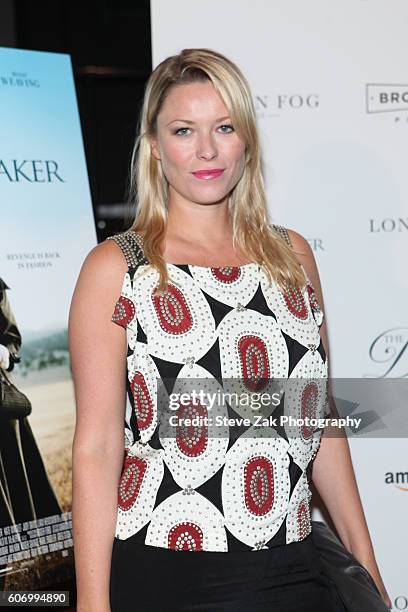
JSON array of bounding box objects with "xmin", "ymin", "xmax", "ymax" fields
[{"xmin": 287, "ymin": 229, "xmax": 392, "ymax": 610}]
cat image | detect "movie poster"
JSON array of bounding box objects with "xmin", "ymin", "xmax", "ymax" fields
[{"xmin": 0, "ymin": 47, "xmax": 95, "ymax": 605}]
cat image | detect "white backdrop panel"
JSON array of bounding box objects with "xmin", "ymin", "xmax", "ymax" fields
[{"xmin": 151, "ymin": 1, "xmax": 408, "ymax": 603}]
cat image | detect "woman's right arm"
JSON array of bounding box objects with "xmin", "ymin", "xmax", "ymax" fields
[{"xmin": 68, "ymin": 240, "xmax": 129, "ymax": 612}]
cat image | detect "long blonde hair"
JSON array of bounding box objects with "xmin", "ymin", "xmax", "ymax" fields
[{"xmin": 125, "ymin": 47, "xmax": 306, "ymax": 294}]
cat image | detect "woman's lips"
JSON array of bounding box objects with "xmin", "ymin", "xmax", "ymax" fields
[{"xmin": 192, "ymin": 169, "xmax": 225, "ymax": 179}]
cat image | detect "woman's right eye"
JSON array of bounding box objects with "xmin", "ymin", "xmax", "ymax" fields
[{"xmin": 173, "ymin": 127, "xmax": 191, "ymax": 136}]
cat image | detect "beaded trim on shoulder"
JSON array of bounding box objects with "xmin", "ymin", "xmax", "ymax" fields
[
  {"xmin": 270, "ymin": 223, "xmax": 292, "ymax": 248},
  {"xmin": 106, "ymin": 229, "xmax": 149, "ymax": 269}
]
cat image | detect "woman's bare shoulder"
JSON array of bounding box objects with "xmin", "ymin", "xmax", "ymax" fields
[
  {"xmin": 69, "ymin": 239, "xmax": 130, "ymax": 317},
  {"xmin": 284, "ymin": 227, "xmax": 311, "ymax": 255},
  {"xmin": 79, "ymin": 238, "xmax": 129, "ymax": 282}
]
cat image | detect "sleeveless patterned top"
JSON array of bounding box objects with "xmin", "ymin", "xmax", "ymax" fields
[{"xmin": 106, "ymin": 225, "xmax": 329, "ymax": 552}]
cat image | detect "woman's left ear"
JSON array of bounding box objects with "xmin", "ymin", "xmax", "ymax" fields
[{"xmin": 150, "ymin": 137, "xmax": 161, "ymax": 161}]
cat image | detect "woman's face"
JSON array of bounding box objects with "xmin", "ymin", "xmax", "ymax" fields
[{"xmin": 150, "ymin": 81, "xmax": 246, "ymax": 206}]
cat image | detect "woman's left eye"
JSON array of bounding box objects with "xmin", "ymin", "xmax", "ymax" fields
[{"xmin": 218, "ymin": 124, "xmax": 234, "ymax": 133}]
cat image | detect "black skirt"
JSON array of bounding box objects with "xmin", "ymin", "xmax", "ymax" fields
[{"xmin": 109, "ymin": 531, "xmax": 347, "ymax": 612}]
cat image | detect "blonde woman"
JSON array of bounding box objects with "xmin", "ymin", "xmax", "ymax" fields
[{"xmin": 69, "ymin": 48, "xmax": 391, "ymax": 612}]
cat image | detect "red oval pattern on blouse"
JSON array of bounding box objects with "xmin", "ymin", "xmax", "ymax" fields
[
  {"xmin": 168, "ymin": 522, "xmax": 204, "ymax": 551},
  {"xmin": 297, "ymin": 499, "xmax": 310, "ymax": 539},
  {"xmin": 301, "ymin": 382, "xmax": 318, "ymax": 440},
  {"xmin": 176, "ymin": 402, "xmax": 208, "ymax": 457},
  {"xmin": 152, "ymin": 284, "xmax": 193, "ymax": 335},
  {"xmin": 211, "ymin": 266, "xmax": 242, "ymax": 283},
  {"xmin": 307, "ymin": 283, "xmax": 321, "ymax": 317},
  {"xmin": 244, "ymin": 456, "xmax": 275, "ymax": 516},
  {"xmin": 238, "ymin": 335, "xmax": 270, "ymax": 391},
  {"xmin": 131, "ymin": 371, "xmax": 154, "ymax": 430},
  {"xmin": 118, "ymin": 451, "xmax": 147, "ymax": 512},
  {"xmin": 111, "ymin": 295, "xmax": 136, "ymax": 328},
  {"xmin": 283, "ymin": 285, "xmax": 308, "ymax": 320}
]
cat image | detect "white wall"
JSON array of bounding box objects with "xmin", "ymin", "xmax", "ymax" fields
[{"xmin": 151, "ymin": 1, "xmax": 408, "ymax": 606}]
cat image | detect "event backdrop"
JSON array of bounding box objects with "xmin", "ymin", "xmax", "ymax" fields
[
  {"xmin": 151, "ymin": 0, "xmax": 407, "ymax": 607},
  {"xmin": 0, "ymin": 46, "xmax": 95, "ymax": 600}
]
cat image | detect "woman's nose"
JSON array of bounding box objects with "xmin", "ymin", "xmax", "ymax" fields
[{"xmin": 196, "ymin": 133, "xmax": 218, "ymax": 160}]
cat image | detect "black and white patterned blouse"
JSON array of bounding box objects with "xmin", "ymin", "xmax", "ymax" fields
[{"xmin": 106, "ymin": 225, "xmax": 328, "ymax": 552}]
